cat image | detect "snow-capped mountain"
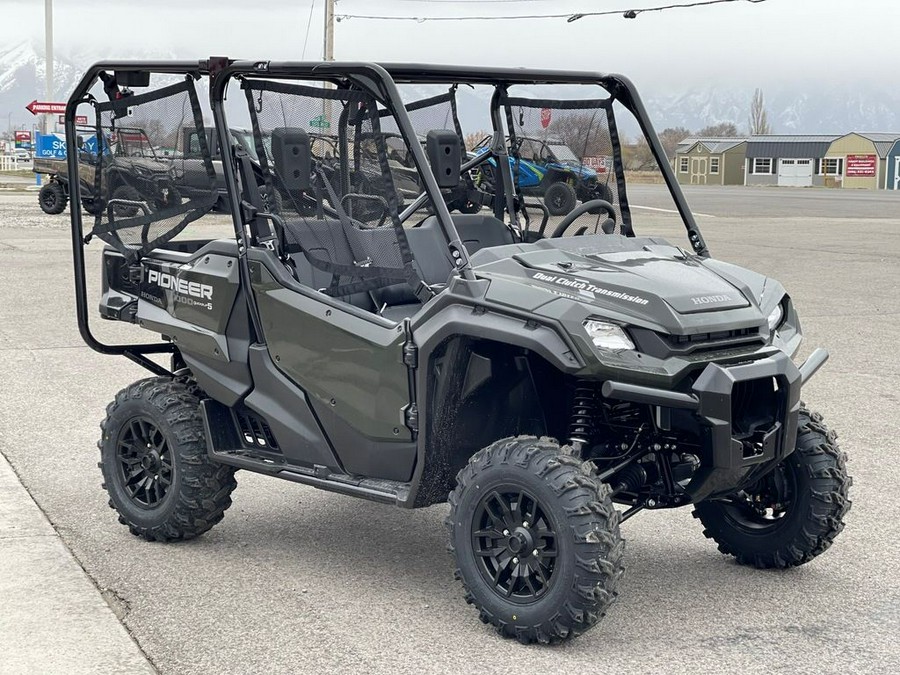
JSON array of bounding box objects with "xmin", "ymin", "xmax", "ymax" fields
[
  {"xmin": 641, "ymin": 83, "xmax": 900, "ymax": 135},
  {"xmin": 0, "ymin": 40, "xmax": 82, "ymax": 129},
  {"xmin": 0, "ymin": 41, "xmax": 180, "ymax": 132},
  {"xmin": 3, "ymin": 39, "xmax": 898, "ymax": 138}
]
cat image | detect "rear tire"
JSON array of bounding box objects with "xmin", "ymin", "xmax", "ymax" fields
[
  {"xmin": 543, "ymin": 182, "xmax": 577, "ymax": 216},
  {"xmin": 82, "ymin": 198, "xmax": 104, "ymax": 216},
  {"xmin": 98, "ymin": 377, "xmax": 237, "ymax": 542},
  {"xmin": 38, "ymin": 181, "xmax": 67, "ymax": 214},
  {"xmin": 447, "ymin": 436, "xmax": 624, "ymax": 644},
  {"xmin": 110, "ymin": 184, "xmax": 142, "ymax": 218},
  {"xmin": 693, "ymin": 407, "xmax": 851, "ymax": 568}
]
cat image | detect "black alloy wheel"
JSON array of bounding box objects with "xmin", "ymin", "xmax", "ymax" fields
[
  {"xmin": 694, "ymin": 407, "xmax": 852, "ymax": 569},
  {"xmin": 719, "ymin": 464, "xmax": 794, "ymax": 530},
  {"xmin": 115, "ymin": 415, "xmax": 174, "ymax": 509},
  {"xmin": 447, "ymin": 436, "xmax": 624, "ymax": 643},
  {"xmin": 99, "ymin": 377, "xmax": 238, "ymax": 542},
  {"xmin": 472, "ymin": 488, "xmax": 558, "ymax": 602}
]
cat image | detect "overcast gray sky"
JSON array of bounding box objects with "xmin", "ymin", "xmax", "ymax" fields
[{"xmin": 4, "ymin": 0, "xmax": 898, "ymax": 90}]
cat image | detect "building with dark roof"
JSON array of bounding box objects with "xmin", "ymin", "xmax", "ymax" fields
[
  {"xmin": 674, "ymin": 133, "xmax": 900, "ymax": 188},
  {"xmin": 741, "ymin": 135, "xmax": 839, "ymax": 187},
  {"xmin": 674, "ymin": 137, "xmax": 747, "ymax": 185},
  {"xmin": 823, "ymin": 133, "xmax": 900, "ymax": 189}
]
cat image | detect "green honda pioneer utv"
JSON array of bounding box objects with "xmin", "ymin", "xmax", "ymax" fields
[{"xmin": 65, "ymin": 59, "xmax": 850, "ymax": 645}]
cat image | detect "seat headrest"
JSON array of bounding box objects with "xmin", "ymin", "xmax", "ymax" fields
[{"xmin": 271, "ymin": 128, "xmax": 311, "ymax": 191}]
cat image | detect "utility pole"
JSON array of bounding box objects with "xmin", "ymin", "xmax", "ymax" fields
[
  {"xmin": 322, "ymin": 0, "xmax": 335, "ymax": 127},
  {"xmin": 44, "ymin": 0, "xmax": 54, "ymax": 135},
  {"xmin": 324, "ymin": 0, "xmax": 335, "ymax": 62}
]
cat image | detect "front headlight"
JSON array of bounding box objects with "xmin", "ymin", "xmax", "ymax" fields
[
  {"xmin": 583, "ymin": 319, "xmax": 635, "ymax": 353},
  {"xmin": 767, "ymin": 304, "xmax": 784, "ymax": 331}
]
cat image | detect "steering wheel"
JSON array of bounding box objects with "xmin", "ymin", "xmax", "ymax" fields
[{"xmin": 549, "ymin": 200, "xmax": 616, "ymax": 238}]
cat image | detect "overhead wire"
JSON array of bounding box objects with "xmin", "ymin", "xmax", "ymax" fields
[
  {"xmin": 335, "ymin": 0, "xmax": 769, "ymax": 22},
  {"xmin": 300, "ymin": 0, "xmax": 317, "ymax": 59}
]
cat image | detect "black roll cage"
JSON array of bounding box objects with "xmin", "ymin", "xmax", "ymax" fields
[{"xmin": 65, "ymin": 58, "xmax": 707, "ymax": 371}]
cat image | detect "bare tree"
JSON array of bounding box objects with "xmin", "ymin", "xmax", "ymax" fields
[
  {"xmin": 696, "ymin": 122, "xmax": 740, "ymax": 137},
  {"xmin": 464, "ymin": 130, "xmax": 490, "ymax": 151},
  {"xmin": 658, "ymin": 126, "xmax": 691, "ymax": 158},
  {"xmin": 749, "ymin": 88, "xmax": 772, "ymax": 135},
  {"xmin": 548, "ymin": 112, "xmax": 612, "ymax": 158},
  {"xmin": 623, "ymin": 127, "xmax": 691, "ymax": 171}
]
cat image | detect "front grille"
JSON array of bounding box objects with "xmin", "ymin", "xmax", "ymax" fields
[
  {"xmin": 630, "ymin": 326, "xmax": 766, "ymax": 359},
  {"xmin": 667, "ymin": 327, "xmax": 762, "ymax": 353}
]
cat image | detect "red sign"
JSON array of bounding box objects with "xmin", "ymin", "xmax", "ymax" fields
[
  {"xmin": 582, "ymin": 156, "xmax": 610, "ymax": 173},
  {"xmin": 540, "ymin": 108, "xmax": 552, "ymax": 129},
  {"xmin": 846, "ymin": 154, "xmax": 877, "ymax": 177},
  {"xmin": 14, "ymin": 131, "xmax": 31, "ymax": 143},
  {"xmin": 25, "ymin": 100, "xmax": 67, "ymax": 115},
  {"xmin": 59, "ymin": 115, "xmax": 89, "ymax": 125}
]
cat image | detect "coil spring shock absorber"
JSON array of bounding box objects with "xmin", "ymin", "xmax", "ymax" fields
[{"xmin": 568, "ymin": 381, "xmax": 600, "ymax": 455}]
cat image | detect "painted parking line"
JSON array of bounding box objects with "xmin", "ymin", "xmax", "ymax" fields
[{"xmin": 631, "ymin": 204, "xmax": 717, "ymax": 218}]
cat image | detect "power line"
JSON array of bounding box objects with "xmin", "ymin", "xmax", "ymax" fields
[
  {"xmin": 300, "ymin": 0, "xmax": 317, "ymax": 59},
  {"xmin": 360, "ymin": 1, "xmax": 553, "ymax": 3},
  {"xmin": 335, "ymin": 0, "xmax": 768, "ymax": 22}
]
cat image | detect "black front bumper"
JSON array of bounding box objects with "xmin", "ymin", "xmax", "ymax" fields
[
  {"xmin": 602, "ymin": 349, "xmax": 819, "ymax": 502},
  {"xmin": 687, "ymin": 351, "xmax": 802, "ymax": 501}
]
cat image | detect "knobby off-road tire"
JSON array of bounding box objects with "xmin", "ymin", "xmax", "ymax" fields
[
  {"xmin": 587, "ymin": 183, "xmax": 614, "ymax": 215},
  {"xmin": 82, "ymin": 198, "xmax": 104, "ymax": 216},
  {"xmin": 39, "ymin": 181, "xmax": 67, "ymax": 214},
  {"xmin": 447, "ymin": 436, "xmax": 624, "ymax": 644},
  {"xmin": 98, "ymin": 377, "xmax": 237, "ymax": 542},
  {"xmin": 544, "ymin": 182, "xmax": 577, "ymax": 216},
  {"xmin": 111, "ymin": 184, "xmax": 142, "ymax": 218},
  {"xmin": 693, "ymin": 407, "xmax": 851, "ymax": 569}
]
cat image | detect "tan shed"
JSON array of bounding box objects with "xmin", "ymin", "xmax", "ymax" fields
[
  {"xmin": 823, "ymin": 133, "xmax": 900, "ymax": 189},
  {"xmin": 674, "ymin": 138, "xmax": 747, "ymax": 186}
]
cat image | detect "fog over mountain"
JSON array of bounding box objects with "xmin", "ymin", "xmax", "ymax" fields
[{"xmin": 4, "ymin": 40, "xmax": 898, "ymax": 140}]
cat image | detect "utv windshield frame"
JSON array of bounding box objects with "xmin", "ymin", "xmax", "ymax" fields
[{"xmin": 64, "ymin": 58, "xmax": 706, "ymax": 373}]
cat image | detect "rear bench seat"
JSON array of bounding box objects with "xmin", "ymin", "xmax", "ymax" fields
[{"xmin": 282, "ymin": 213, "xmax": 515, "ymax": 322}]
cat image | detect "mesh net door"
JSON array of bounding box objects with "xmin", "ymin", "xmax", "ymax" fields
[
  {"xmin": 382, "ymin": 87, "xmax": 477, "ymax": 215},
  {"xmin": 87, "ymin": 78, "xmax": 218, "ymax": 259},
  {"xmin": 243, "ymin": 80, "xmax": 426, "ymax": 299},
  {"xmin": 501, "ymin": 95, "xmax": 632, "ymax": 237}
]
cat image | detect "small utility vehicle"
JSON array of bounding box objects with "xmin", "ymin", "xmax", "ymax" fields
[
  {"xmin": 472, "ymin": 135, "xmax": 613, "ymax": 215},
  {"xmin": 65, "ymin": 59, "xmax": 850, "ymax": 644},
  {"xmin": 34, "ymin": 126, "xmax": 183, "ymax": 216}
]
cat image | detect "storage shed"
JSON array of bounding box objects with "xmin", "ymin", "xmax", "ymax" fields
[
  {"xmin": 744, "ymin": 135, "xmax": 838, "ymax": 187},
  {"xmin": 822, "ymin": 133, "xmax": 900, "ymax": 189},
  {"xmin": 887, "ymin": 139, "xmax": 900, "ymax": 191},
  {"xmin": 674, "ymin": 138, "xmax": 747, "ymax": 186}
]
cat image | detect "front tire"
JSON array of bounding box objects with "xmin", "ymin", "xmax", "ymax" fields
[
  {"xmin": 98, "ymin": 377, "xmax": 237, "ymax": 542},
  {"xmin": 543, "ymin": 182, "xmax": 577, "ymax": 216},
  {"xmin": 586, "ymin": 183, "xmax": 614, "ymax": 214},
  {"xmin": 447, "ymin": 436, "xmax": 624, "ymax": 644},
  {"xmin": 110, "ymin": 184, "xmax": 142, "ymax": 218},
  {"xmin": 693, "ymin": 407, "xmax": 851, "ymax": 568},
  {"xmin": 39, "ymin": 181, "xmax": 67, "ymax": 214}
]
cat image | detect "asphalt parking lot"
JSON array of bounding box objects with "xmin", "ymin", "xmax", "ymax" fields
[{"xmin": 0, "ymin": 185, "xmax": 898, "ymax": 674}]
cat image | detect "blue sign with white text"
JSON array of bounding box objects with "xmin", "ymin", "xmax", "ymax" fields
[{"xmin": 35, "ymin": 133, "xmax": 68, "ymax": 159}]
